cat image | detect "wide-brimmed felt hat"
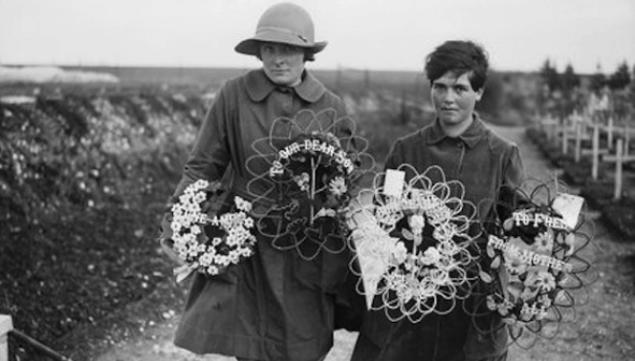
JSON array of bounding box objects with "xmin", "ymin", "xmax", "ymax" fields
[{"xmin": 235, "ymin": 2, "xmax": 327, "ymax": 60}]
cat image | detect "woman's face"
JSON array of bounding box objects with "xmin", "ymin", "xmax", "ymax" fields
[
  {"xmin": 260, "ymin": 42, "xmax": 305, "ymax": 87},
  {"xmin": 430, "ymin": 71, "xmax": 483, "ymax": 128}
]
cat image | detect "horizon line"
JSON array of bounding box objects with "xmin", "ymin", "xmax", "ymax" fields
[{"xmin": 0, "ymin": 62, "xmax": 552, "ymax": 75}]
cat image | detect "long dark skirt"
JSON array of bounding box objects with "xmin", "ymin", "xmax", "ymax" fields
[{"xmin": 173, "ymin": 230, "xmax": 361, "ymax": 361}]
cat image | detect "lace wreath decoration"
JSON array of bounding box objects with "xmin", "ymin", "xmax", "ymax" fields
[
  {"xmin": 474, "ymin": 180, "xmax": 593, "ymax": 347},
  {"xmin": 246, "ymin": 108, "xmax": 374, "ymax": 260},
  {"xmin": 348, "ymin": 165, "xmax": 479, "ymax": 323},
  {"xmin": 166, "ymin": 179, "xmax": 257, "ymax": 282}
]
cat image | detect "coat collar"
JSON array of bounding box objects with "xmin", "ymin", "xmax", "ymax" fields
[
  {"xmin": 425, "ymin": 113, "xmax": 487, "ymax": 149},
  {"xmin": 245, "ymin": 69, "xmax": 325, "ymax": 103}
]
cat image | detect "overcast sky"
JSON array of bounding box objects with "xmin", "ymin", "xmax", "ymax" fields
[{"xmin": 1, "ymin": 0, "xmax": 634, "ymax": 74}]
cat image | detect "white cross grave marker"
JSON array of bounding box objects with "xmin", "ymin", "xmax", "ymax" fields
[{"xmin": 602, "ymin": 138, "xmax": 635, "ymax": 200}]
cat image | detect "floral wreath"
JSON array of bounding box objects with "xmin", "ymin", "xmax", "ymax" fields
[
  {"xmin": 245, "ymin": 108, "xmax": 374, "ymax": 260},
  {"xmin": 472, "ymin": 179, "xmax": 593, "ymax": 347},
  {"xmin": 348, "ymin": 165, "xmax": 479, "ymax": 323},
  {"xmin": 165, "ymin": 179, "xmax": 257, "ymax": 282}
]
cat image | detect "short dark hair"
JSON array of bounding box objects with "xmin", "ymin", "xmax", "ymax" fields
[{"xmin": 424, "ymin": 40, "xmax": 489, "ymax": 91}]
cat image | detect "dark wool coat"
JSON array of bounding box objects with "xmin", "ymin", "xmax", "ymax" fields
[
  {"xmin": 351, "ymin": 115, "xmax": 524, "ymax": 361},
  {"xmin": 167, "ymin": 69, "xmax": 357, "ymax": 361}
]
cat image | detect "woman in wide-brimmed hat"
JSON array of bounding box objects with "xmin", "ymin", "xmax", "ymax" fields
[{"xmin": 159, "ymin": 3, "xmax": 360, "ymax": 361}]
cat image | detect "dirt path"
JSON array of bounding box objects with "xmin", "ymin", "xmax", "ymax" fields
[{"xmin": 95, "ymin": 125, "xmax": 635, "ymax": 361}]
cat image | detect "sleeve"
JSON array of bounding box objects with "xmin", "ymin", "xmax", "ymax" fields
[
  {"xmin": 170, "ymin": 86, "xmax": 233, "ymax": 199},
  {"xmin": 502, "ymin": 144, "xmax": 524, "ymax": 191},
  {"xmin": 383, "ymin": 138, "xmax": 404, "ymax": 171},
  {"xmin": 497, "ymin": 144, "xmax": 526, "ymax": 221},
  {"xmin": 157, "ymin": 86, "xmax": 233, "ymax": 252}
]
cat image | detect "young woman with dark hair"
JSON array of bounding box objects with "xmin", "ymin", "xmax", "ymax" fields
[{"xmin": 350, "ymin": 40, "xmax": 524, "ymax": 361}]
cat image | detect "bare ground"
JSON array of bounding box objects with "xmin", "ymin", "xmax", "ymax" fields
[{"xmin": 93, "ymin": 125, "xmax": 635, "ymax": 361}]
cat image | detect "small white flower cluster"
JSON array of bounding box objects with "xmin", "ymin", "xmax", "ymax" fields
[
  {"xmin": 385, "ymin": 239, "xmax": 467, "ymax": 301},
  {"xmin": 293, "ymin": 172, "xmax": 310, "ymax": 191},
  {"xmin": 170, "ymin": 180, "xmax": 257, "ymax": 276},
  {"xmin": 407, "ymin": 214, "xmax": 425, "ymax": 233}
]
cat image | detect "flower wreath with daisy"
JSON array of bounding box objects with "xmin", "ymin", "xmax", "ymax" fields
[{"xmin": 164, "ymin": 179, "xmax": 257, "ymax": 282}]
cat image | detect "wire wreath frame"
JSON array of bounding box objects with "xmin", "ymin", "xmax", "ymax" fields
[
  {"xmin": 348, "ymin": 164, "xmax": 480, "ymax": 323},
  {"xmin": 469, "ymin": 177, "xmax": 595, "ymax": 348},
  {"xmin": 245, "ymin": 108, "xmax": 375, "ymax": 260}
]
